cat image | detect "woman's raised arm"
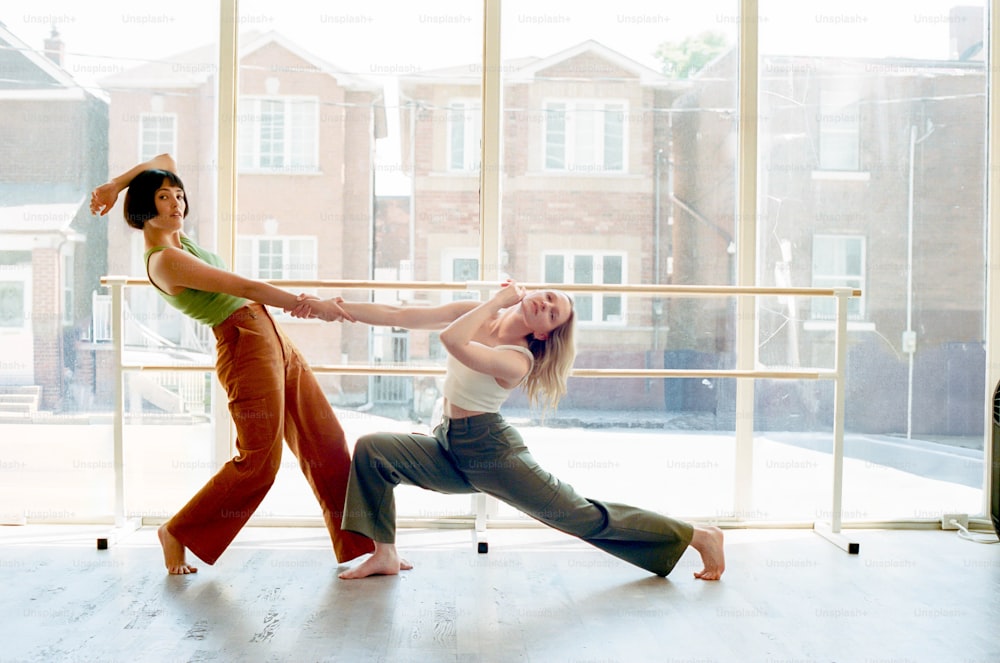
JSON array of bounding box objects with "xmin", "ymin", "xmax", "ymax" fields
[{"xmin": 91, "ymin": 153, "xmax": 178, "ymax": 216}]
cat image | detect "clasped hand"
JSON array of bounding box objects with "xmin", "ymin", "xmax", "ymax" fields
[
  {"xmin": 287, "ymin": 294, "xmax": 355, "ymax": 322},
  {"xmin": 494, "ymin": 278, "xmax": 526, "ymax": 307}
]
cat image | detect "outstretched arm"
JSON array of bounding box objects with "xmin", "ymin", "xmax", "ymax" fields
[
  {"xmin": 147, "ymin": 248, "xmax": 353, "ymax": 319},
  {"xmin": 294, "ymin": 298, "xmax": 478, "ymax": 329},
  {"xmin": 90, "ymin": 153, "xmax": 178, "ymax": 216}
]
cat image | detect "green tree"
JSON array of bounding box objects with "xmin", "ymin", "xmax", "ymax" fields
[{"xmin": 655, "ymin": 31, "xmax": 730, "ymax": 79}]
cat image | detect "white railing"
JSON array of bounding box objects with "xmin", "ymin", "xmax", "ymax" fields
[
  {"xmin": 93, "ymin": 291, "xmax": 212, "ymax": 353},
  {"xmin": 92, "ymin": 292, "xmax": 210, "ymax": 413},
  {"xmin": 99, "ymin": 276, "xmax": 862, "ymax": 554},
  {"xmin": 91, "ymin": 291, "xmax": 112, "ymax": 342}
]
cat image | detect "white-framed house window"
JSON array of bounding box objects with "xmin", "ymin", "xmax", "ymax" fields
[
  {"xmin": 239, "ymin": 97, "xmax": 319, "ymax": 172},
  {"xmin": 0, "ymin": 259, "xmax": 32, "ymax": 382},
  {"xmin": 544, "ymin": 99, "xmax": 627, "ymax": 174},
  {"xmin": 427, "ymin": 251, "xmax": 481, "ymax": 359},
  {"xmin": 0, "ymin": 280, "xmax": 26, "ymax": 330},
  {"xmin": 237, "ymin": 236, "xmax": 318, "ymax": 281},
  {"xmin": 811, "ymin": 234, "xmax": 865, "ymax": 320},
  {"xmin": 0, "ymin": 254, "xmax": 30, "ymax": 330},
  {"xmin": 441, "ymin": 250, "xmax": 479, "ymax": 301},
  {"xmin": 817, "ymin": 81, "xmax": 861, "ymax": 171},
  {"xmin": 61, "ymin": 252, "xmax": 73, "ymax": 325},
  {"xmin": 544, "ymin": 251, "xmax": 625, "ymax": 324},
  {"xmin": 447, "ymin": 100, "xmax": 481, "ymax": 172},
  {"xmin": 139, "ymin": 113, "xmax": 177, "ymax": 163},
  {"xmin": 237, "ymin": 236, "xmax": 318, "ymax": 319}
]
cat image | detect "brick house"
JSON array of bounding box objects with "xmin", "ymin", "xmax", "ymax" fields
[
  {"xmin": 672, "ymin": 24, "xmax": 986, "ymax": 434},
  {"xmin": 388, "ymin": 32, "xmax": 987, "ymax": 434},
  {"xmin": 93, "ymin": 30, "xmax": 385, "ymax": 411},
  {"xmin": 393, "ymin": 40, "xmax": 686, "ymax": 411},
  {"xmin": 0, "ymin": 22, "xmax": 108, "ymax": 413}
]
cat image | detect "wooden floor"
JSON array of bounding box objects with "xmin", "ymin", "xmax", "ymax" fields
[{"xmin": 1, "ymin": 524, "xmax": 998, "ymax": 663}]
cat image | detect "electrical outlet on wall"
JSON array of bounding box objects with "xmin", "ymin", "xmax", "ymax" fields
[{"xmin": 941, "ymin": 513, "xmax": 969, "ymax": 530}]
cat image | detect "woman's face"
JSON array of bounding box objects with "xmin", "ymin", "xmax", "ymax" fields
[
  {"xmin": 520, "ymin": 289, "xmax": 573, "ymax": 340},
  {"xmin": 149, "ymin": 178, "xmax": 186, "ymax": 230}
]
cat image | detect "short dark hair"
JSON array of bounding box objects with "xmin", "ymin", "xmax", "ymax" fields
[{"xmin": 123, "ymin": 169, "xmax": 188, "ymax": 230}]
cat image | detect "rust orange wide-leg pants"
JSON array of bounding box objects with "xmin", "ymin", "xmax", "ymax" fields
[{"xmin": 166, "ymin": 303, "xmax": 374, "ymax": 565}]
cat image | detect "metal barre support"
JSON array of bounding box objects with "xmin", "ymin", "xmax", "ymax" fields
[{"xmin": 814, "ymin": 289, "xmax": 860, "ymax": 554}]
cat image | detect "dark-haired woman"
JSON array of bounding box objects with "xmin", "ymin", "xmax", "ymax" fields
[{"xmin": 90, "ymin": 154, "xmax": 373, "ymax": 574}]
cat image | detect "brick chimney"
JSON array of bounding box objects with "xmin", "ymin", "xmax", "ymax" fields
[{"xmin": 43, "ymin": 24, "xmax": 64, "ymax": 66}]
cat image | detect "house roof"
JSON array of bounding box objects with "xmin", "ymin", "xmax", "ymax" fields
[
  {"xmin": 402, "ymin": 39, "xmax": 678, "ymax": 89},
  {"xmin": 96, "ymin": 40, "xmax": 217, "ymax": 90},
  {"xmin": 507, "ymin": 39, "xmax": 672, "ymax": 86},
  {"xmin": 404, "ymin": 56, "xmax": 539, "ymax": 84},
  {"xmin": 0, "ymin": 202, "xmax": 81, "ymax": 234},
  {"xmin": 99, "ymin": 30, "xmax": 383, "ymax": 93},
  {"xmin": 0, "ymin": 184, "xmax": 86, "ymax": 234},
  {"xmin": 0, "ymin": 20, "xmax": 96, "ymax": 100},
  {"xmin": 0, "ymin": 182, "xmax": 83, "ymax": 234}
]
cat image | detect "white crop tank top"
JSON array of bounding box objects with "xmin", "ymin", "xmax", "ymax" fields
[{"xmin": 442, "ymin": 344, "xmax": 535, "ymax": 413}]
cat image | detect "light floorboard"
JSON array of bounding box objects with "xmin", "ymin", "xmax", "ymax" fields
[{"xmin": 0, "ymin": 525, "xmax": 998, "ymax": 663}]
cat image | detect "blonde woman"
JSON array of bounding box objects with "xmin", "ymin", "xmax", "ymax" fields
[{"xmin": 295, "ymin": 280, "xmax": 725, "ymax": 580}]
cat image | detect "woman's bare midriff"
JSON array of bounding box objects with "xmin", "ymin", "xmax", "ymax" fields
[{"xmin": 442, "ymin": 398, "xmax": 486, "ymax": 420}]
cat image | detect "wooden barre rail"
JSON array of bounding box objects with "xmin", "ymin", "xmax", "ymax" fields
[
  {"xmin": 119, "ymin": 365, "xmax": 831, "ymax": 380},
  {"xmin": 99, "ymin": 276, "xmax": 861, "ymax": 299}
]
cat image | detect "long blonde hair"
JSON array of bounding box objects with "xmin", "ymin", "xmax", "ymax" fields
[{"xmin": 523, "ymin": 306, "xmax": 576, "ymax": 411}]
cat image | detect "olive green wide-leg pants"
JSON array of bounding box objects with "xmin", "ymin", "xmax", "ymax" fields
[{"xmin": 342, "ymin": 413, "xmax": 693, "ymax": 577}]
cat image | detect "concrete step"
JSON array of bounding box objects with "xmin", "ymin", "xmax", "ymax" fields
[
  {"xmin": 0, "ymin": 385, "xmax": 41, "ymax": 396},
  {"xmin": 0, "ymin": 394, "xmax": 38, "ymax": 404},
  {"xmin": 0, "ymin": 385, "xmax": 40, "ymax": 415}
]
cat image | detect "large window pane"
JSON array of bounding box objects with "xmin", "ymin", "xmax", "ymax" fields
[
  {"xmin": 233, "ymin": 1, "xmax": 483, "ymax": 519},
  {"xmin": 0, "ymin": 0, "xmax": 221, "ymax": 522},
  {"xmin": 1, "ymin": 0, "xmax": 990, "ymax": 530},
  {"xmin": 0, "ymin": 0, "xmax": 226, "ymax": 522},
  {"xmin": 500, "ymin": 2, "xmax": 740, "ymax": 478},
  {"xmin": 757, "ymin": 0, "xmax": 987, "ymax": 519}
]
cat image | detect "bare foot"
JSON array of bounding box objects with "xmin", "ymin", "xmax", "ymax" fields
[
  {"xmin": 338, "ymin": 542, "xmax": 413, "ymax": 579},
  {"xmin": 157, "ymin": 524, "xmax": 198, "ymax": 575},
  {"xmin": 689, "ymin": 525, "xmax": 725, "ymax": 580}
]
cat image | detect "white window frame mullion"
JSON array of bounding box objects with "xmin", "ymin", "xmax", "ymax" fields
[
  {"xmin": 983, "ymin": 0, "xmax": 1000, "ymax": 520},
  {"xmin": 480, "ymin": 0, "xmax": 501, "ymax": 282},
  {"xmin": 733, "ymin": 0, "xmax": 760, "ymax": 527},
  {"xmin": 475, "ymin": 0, "xmax": 503, "ymax": 541},
  {"xmin": 216, "ymin": 0, "xmax": 240, "ymax": 463}
]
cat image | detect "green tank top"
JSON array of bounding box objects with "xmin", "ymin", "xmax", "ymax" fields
[{"xmin": 144, "ymin": 235, "xmax": 248, "ymax": 328}]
